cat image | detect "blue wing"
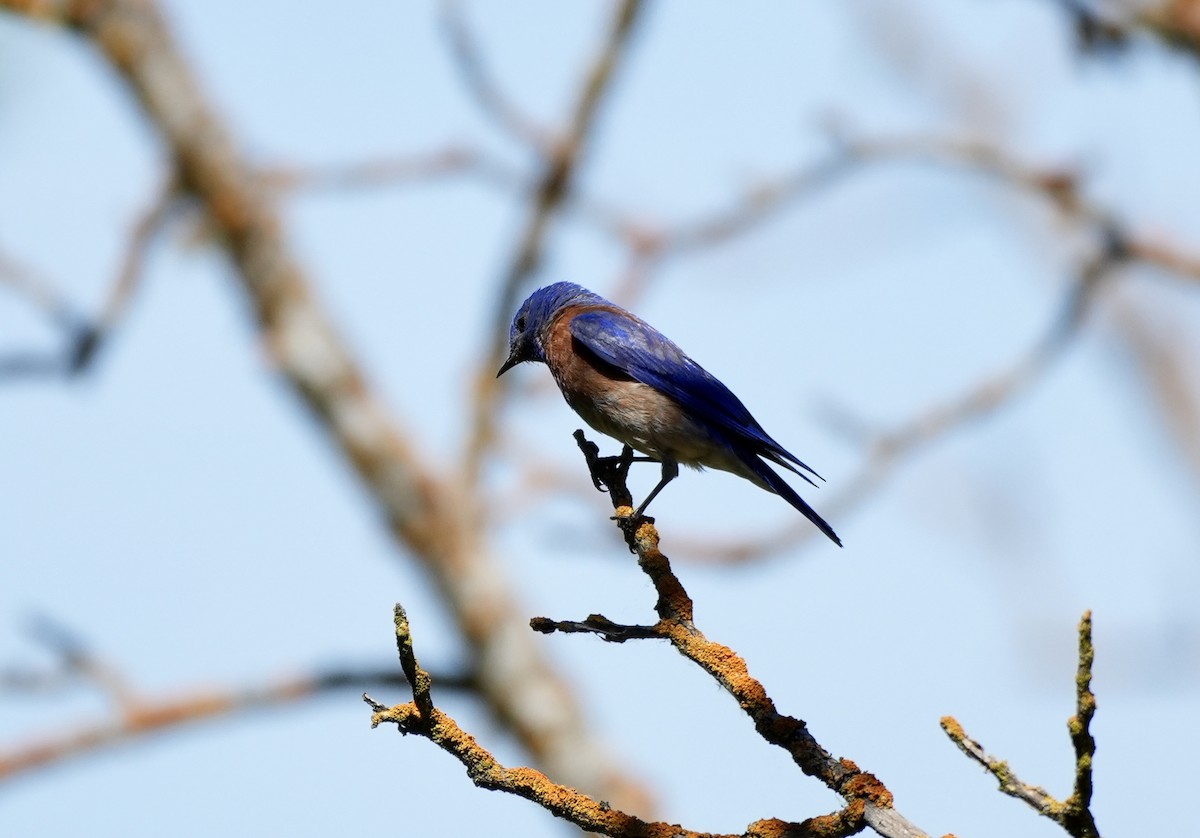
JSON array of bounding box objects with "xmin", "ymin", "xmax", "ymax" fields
[{"xmin": 568, "ymin": 308, "xmax": 822, "ymax": 483}]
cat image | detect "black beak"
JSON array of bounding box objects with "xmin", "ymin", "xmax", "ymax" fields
[{"xmin": 496, "ymin": 352, "xmax": 520, "ymax": 378}]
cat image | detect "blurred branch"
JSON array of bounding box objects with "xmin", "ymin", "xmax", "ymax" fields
[
  {"xmin": 440, "ymin": 0, "xmax": 549, "ymax": 150},
  {"xmin": 465, "ymin": 0, "xmax": 646, "ymax": 485},
  {"xmin": 666, "ymin": 133, "xmax": 1200, "ymax": 562},
  {"xmin": 679, "ymin": 242, "xmax": 1114, "ymax": 563},
  {"xmin": 1106, "ymin": 294, "xmax": 1200, "ymax": 488},
  {"xmin": 259, "ymin": 130, "xmax": 1200, "ymax": 299},
  {"xmin": 0, "ymin": 0, "xmax": 651, "ymax": 811},
  {"xmin": 0, "ymin": 180, "xmax": 177, "ymax": 380},
  {"xmin": 1139, "ymin": 1, "xmax": 1200, "ymax": 56},
  {"xmin": 0, "ymin": 249, "xmax": 81, "ymax": 331},
  {"xmin": 0, "ymin": 249, "xmax": 93, "ymax": 379},
  {"xmin": 1051, "ymin": 0, "xmax": 1200, "ymax": 58},
  {"xmin": 1, "ymin": 663, "xmax": 467, "ymax": 783},
  {"xmin": 260, "ymin": 145, "xmax": 524, "ymax": 194},
  {"xmin": 371, "ymin": 605, "xmax": 871, "ymax": 838},
  {"xmin": 941, "ymin": 611, "xmax": 1099, "ymax": 838},
  {"xmin": 0, "ymin": 613, "xmax": 472, "ymax": 783}
]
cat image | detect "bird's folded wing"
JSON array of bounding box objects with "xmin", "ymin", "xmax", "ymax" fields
[{"xmin": 569, "ymin": 309, "xmax": 820, "ymax": 480}]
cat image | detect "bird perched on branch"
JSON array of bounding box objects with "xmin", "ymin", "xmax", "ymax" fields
[{"xmin": 497, "ymin": 282, "xmax": 841, "ymax": 547}]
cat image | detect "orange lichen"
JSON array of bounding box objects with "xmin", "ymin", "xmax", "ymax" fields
[{"xmin": 840, "ymin": 771, "xmax": 893, "ymax": 808}]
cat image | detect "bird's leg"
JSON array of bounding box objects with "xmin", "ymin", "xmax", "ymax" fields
[{"xmin": 633, "ymin": 460, "xmax": 679, "ymax": 519}]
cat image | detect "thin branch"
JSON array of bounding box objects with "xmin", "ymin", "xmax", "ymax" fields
[
  {"xmin": 83, "ymin": 179, "xmax": 180, "ymax": 371},
  {"xmin": 259, "ymin": 145, "xmax": 525, "ymax": 195},
  {"xmin": 940, "ymin": 611, "xmax": 1100, "ymax": 838},
  {"xmin": 1138, "ymin": 1, "xmax": 1200, "ymax": 58},
  {"xmin": 0, "ymin": 249, "xmax": 92, "ymax": 379},
  {"xmin": 1, "ymin": 660, "xmax": 471, "ymax": 783},
  {"xmin": 0, "ymin": 249, "xmax": 81, "ymax": 330},
  {"xmin": 464, "ymin": 0, "xmax": 647, "ymax": 486},
  {"xmin": 1107, "ymin": 295, "xmax": 1200, "ymax": 487},
  {"xmin": 939, "ymin": 717, "xmax": 1061, "ymax": 818},
  {"xmin": 1065, "ymin": 611, "xmax": 1099, "ymax": 835},
  {"xmin": 370, "ymin": 602, "xmax": 868, "ymax": 838},
  {"xmin": 439, "ymin": 0, "xmax": 549, "ymax": 150},
  {"xmin": 0, "ymin": 180, "xmax": 178, "ymax": 379},
  {"xmin": 1049, "ymin": 0, "xmax": 1200, "ymax": 60}
]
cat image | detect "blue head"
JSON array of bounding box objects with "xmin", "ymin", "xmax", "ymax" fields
[{"xmin": 497, "ymin": 282, "xmax": 608, "ymax": 376}]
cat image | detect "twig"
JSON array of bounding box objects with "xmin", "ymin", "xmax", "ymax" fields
[
  {"xmin": 464, "ymin": 0, "xmax": 647, "ymax": 486},
  {"xmin": 81, "ymin": 179, "xmax": 180, "ymax": 371},
  {"xmin": 259, "ymin": 145, "xmax": 524, "ymax": 195},
  {"xmin": 370, "ymin": 602, "xmax": 869, "ymax": 838},
  {"xmin": 0, "ymin": 181, "xmax": 178, "ymax": 379},
  {"xmin": 0, "ymin": 249, "xmax": 91, "ymax": 379},
  {"xmin": 439, "ymin": 0, "xmax": 549, "ymax": 150},
  {"xmin": 1138, "ymin": 2, "xmax": 1200, "ymax": 58},
  {"xmin": 1107, "ymin": 296, "xmax": 1200, "ymax": 487},
  {"xmin": 0, "ymin": 249, "xmax": 82, "ymax": 330},
  {"xmin": 1052, "ymin": 0, "xmax": 1200, "ymax": 60},
  {"xmin": 1, "ymin": 659, "xmax": 470, "ymax": 783},
  {"xmin": 940, "ymin": 611, "xmax": 1100, "ymax": 838}
]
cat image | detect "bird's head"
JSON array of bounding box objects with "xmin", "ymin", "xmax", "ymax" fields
[{"xmin": 497, "ymin": 282, "xmax": 607, "ymax": 376}]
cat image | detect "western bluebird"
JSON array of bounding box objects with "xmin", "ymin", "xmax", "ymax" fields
[{"xmin": 497, "ymin": 282, "xmax": 841, "ymax": 547}]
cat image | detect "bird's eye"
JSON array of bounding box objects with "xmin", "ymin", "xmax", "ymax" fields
[{"xmin": 516, "ymin": 315, "xmax": 526, "ymax": 332}]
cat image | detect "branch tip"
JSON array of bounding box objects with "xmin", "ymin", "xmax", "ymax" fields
[{"xmin": 393, "ymin": 604, "xmax": 434, "ymax": 717}]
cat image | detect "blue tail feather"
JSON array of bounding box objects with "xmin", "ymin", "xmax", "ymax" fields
[{"xmin": 744, "ymin": 452, "xmax": 842, "ymax": 547}]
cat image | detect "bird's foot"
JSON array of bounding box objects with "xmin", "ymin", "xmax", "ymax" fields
[{"xmin": 574, "ymin": 432, "xmax": 636, "ymax": 501}]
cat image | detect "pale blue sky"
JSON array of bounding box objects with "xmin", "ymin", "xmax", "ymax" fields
[{"xmin": 3, "ymin": 2, "xmax": 1199, "ymax": 836}]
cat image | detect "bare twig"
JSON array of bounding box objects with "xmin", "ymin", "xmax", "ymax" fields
[
  {"xmin": 1054, "ymin": 0, "xmax": 1200, "ymax": 59},
  {"xmin": 260, "ymin": 145, "xmax": 524, "ymax": 195},
  {"xmin": 941, "ymin": 611, "xmax": 1099, "ymax": 838},
  {"xmin": 1107, "ymin": 296, "xmax": 1200, "ymax": 486},
  {"xmin": 465, "ymin": 0, "xmax": 647, "ymax": 485},
  {"xmin": 0, "ymin": 249, "xmax": 92, "ymax": 379},
  {"xmin": 439, "ymin": 0, "xmax": 549, "ymax": 149},
  {"xmin": 82, "ymin": 180, "xmax": 180, "ymax": 371},
  {"xmin": 1, "ymin": 660, "xmax": 470, "ymax": 783},
  {"xmin": 1139, "ymin": 1, "xmax": 1200, "ymax": 57},
  {"xmin": 0, "ymin": 614, "xmax": 473, "ymax": 783},
  {"xmin": 0, "ymin": 249, "xmax": 82, "ymax": 330},
  {"xmin": 0, "ymin": 180, "xmax": 178, "ymax": 379},
  {"xmin": 939, "ymin": 717, "xmax": 1061, "ymax": 819}
]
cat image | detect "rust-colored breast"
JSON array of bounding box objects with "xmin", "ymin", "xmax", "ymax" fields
[{"xmin": 539, "ymin": 304, "xmax": 721, "ymax": 464}]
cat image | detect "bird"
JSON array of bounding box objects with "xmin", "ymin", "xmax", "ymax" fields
[{"xmin": 497, "ymin": 282, "xmax": 841, "ymax": 547}]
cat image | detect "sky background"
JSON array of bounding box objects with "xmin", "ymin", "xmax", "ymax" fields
[{"xmin": 2, "ymin": 1, "xmax": 1199, "ymax": 836}]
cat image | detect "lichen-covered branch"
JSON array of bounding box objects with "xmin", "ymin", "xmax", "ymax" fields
[
  {"xmin": 941, "ymin": 611, "xmax": 1100, "ymax": 838},
  {"xmin": 522, "ymin": 434, "xmax": 933, "ymax": 838},
  {"xmin": 369, "ymin": 604, "xmax": 868, "ymax": 838}
]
